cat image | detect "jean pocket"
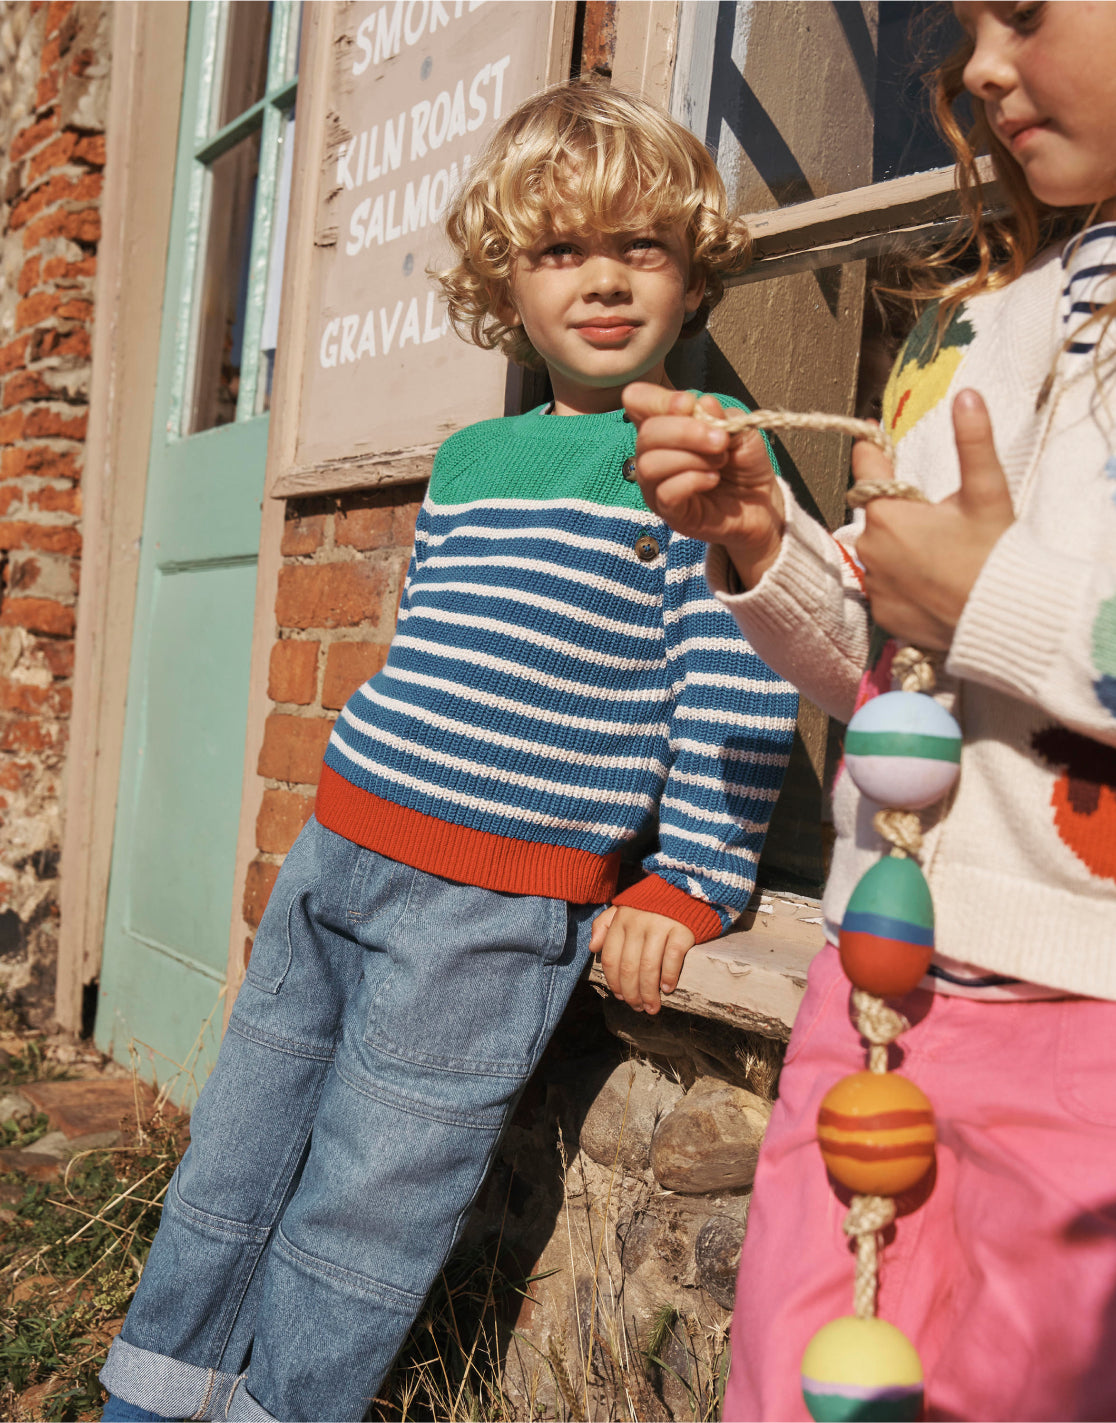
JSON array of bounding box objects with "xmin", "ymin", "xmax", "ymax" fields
[
  {"xmin": 1053, "ymin": 998, "xmax": 1116, "ymax": 1128},
  {"xmin": 364, "ymin": 876, "xmax": 568, "ymax": 1078}
]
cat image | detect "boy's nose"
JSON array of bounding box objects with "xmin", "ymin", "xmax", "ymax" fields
[{"xmin": 581, "ymin": 256, "xmax": 631, "ymax": 300}]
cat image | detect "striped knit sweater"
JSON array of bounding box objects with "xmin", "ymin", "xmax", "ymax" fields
[{"xmin": 316, "ymin": 400, "xmax": 798, "ymax": 942}]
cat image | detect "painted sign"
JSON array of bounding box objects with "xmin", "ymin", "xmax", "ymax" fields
[{"xmin": 289, "ymin": 0, "xmax": 566, "ymax": 486}]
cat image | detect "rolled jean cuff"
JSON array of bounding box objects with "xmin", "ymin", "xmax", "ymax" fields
[{"xmin": 99, "ymin": 1337, "xmax": 243, "ymax": 1421}]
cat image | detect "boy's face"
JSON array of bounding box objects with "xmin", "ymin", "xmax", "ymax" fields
[{"xmin": 503, "ymin": 218, "xmax": 705, "ymax": 416}]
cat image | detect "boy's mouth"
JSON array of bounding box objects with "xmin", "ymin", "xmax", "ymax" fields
[{"xmin": 574, "ymin": 320, "xmax": 638, "ymax": 346}]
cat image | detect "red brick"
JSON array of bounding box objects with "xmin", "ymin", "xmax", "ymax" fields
[
  {"xmin": 37, "ymin": 71, "xmax": 60, "ymax": 110},
  {"xmin": 267, "ymin": 639, "xmax": 318, "ymax": 705},
  {"xmin": 23, "ymin": 206, "xmax": 100, "ymax": 249},
  {"xmin": 243, "ymin": 935, "xmax": 254, "ymax": 969},
  {"xmin": 15, "ymin": 289, "xmax": 62, "ymax": 329},
  {"xmin": 10, "ymin": 114, "xmax": 58, "ymax": 164},
  {"xmin": 0, "ymin": 680, "xmax": 71, "ymax": 715},
  {"xmin": 69, "ymin": 47, "xmax": 94, "ymax": 78},
  {"xmin": 0, "ymin": 410, "xmax": 24, "ymax": 443},
  {"xmin": 44, "ymin": 3, "xmax": 71, "ymax": 41},
  {"xmin": 0, "ymin": 489, "xmax": 21, "ymax": 518},
  {"xmin": 7, "ymin": 554, "xmax": 41, "ymax": 593},
  {"xmin": 322, "ymin": 642, "xmax": 389, "ymax": 709},
  {"xmin": 280, "ymin": 513, "xmax": 326, "ymax": 556},
  {"xmin": 55, "ymin": 296, "xmax": 92, "ymax": 321},
  {"xmin": 3, "ymin": 447, "xmax": 79, "ymax": 482},
  {"xmin": 335, "ymin": 505, "xmax": 394, "ymax": 552},
  {"xmin": 256, "ymin": 714, "xmax": 332, "ymax": 785},
  {"xmin": 242, "ymin": 858, "xmax": 279, "ymax": 929},
  {"xmin": 3, "ymin": 372, "xmax": 52, "ymax": 407},
  {"xmin": 38, "ymin": 327, "xmax": 90, "ymax": 361},
  {"xmin": 17, "ymin": 256, "xmax": 41, "ymax": 297},
  {"xmin": 23, "ymin": 406, "xmax": 86, "ymax": 440},
  {"xmin": 275, "ymin": 562, "xmax": 389, "ymax": 631},
  {"xmin": 9, "ymin": 173, "xmax": 81, "ymax": 230},
  {"xmin": 0, "ymin": 718, "xmax": 60, "ymax": 753},
  {"xmin": 0, "ymin": 597, "xmax": 75, "ymax": 636},
  {"xmin": 0, "ymin": 762, "xmax": 28, "ymax": 792},
  {"xmin": 29, "ymin": 486, "xmax": 81, "ymax": 516},
  {"xmin": 0, "ymin": 336, "xmax": 31, "ymax": 376},
  {"xmin": 255, "ymin": 788, "xmax": 315, "ymax": 855},
  {"xmin": 35, "ymin": 638, "xmax": 73, "ymax": 677},
  {"xmin": 73, "ymin": 133, "xmax": 105, "ymax": 167},
  {"xmin": 26, "ymin": 129, "xmax": 77, "ymax": 183},
  {"xmin": 41, "ymin": 254, "xmax": 95, "ymax": 283},
  {"xmin": 393, "ymin": 499, "xmax": 422, "ymax": 546},
  {"xmin": 0, "ymin": 522, "xmax": 80, "ymax": 556}
]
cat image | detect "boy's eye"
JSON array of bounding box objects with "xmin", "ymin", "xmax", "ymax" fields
[{"xmin": 1010, "ymin": 1, "xmax": 1044, "ymax": 30}]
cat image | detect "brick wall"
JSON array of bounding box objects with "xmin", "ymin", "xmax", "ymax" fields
[
  {"xmin": 0, "ymin": 0, "xmax": 108, "ymax": 1021},
  {"xmin": 242, "ymin": 485, "xmax": 423, "ymax": 961}
]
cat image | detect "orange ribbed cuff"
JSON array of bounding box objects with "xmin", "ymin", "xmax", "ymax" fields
[
  {"xmin": 611, "ymin": 873, "xmax": 725, "ymax": 944},
  {"xmin": 315, "ymin": 764, "xmax": 621, "ymax": 905}
]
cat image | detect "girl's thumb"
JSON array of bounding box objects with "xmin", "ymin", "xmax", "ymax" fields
[{"xmin": 952, "ymin": 389, "xmax": 1013, "ymax": 515}]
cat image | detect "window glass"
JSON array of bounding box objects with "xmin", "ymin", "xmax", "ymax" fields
[
  {"xmin": 873, "ymin": 1, "xmax": 964, "ymax": 182},
  {"xmin": 256, "ymin": 109, "xmax": 296, "ymax": 415},
  {"xmin": 216, "ymin": 0, "xmax": 273, "ymax": 130},
  {"xmin": 190, "ymin": 130, "xmax": 261, "ymax": 433}
]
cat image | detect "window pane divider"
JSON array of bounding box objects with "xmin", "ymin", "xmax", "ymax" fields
[
  {"xmin": 727, "ymin": 157, "xmax": 1006, "ymax": 286},
  {"xmin": 196, "ymin": 96, "xmax": 268, "ymax": 165}
]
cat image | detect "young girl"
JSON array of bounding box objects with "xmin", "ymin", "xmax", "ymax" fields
[{"xmin": 628, "ymin": 3, "xmax": 1116, "ymax": 1418}]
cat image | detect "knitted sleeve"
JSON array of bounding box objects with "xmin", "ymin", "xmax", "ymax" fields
[
  {"xmin": 706, "ymin": 480, "xmax": 871, "ymax": 724},
  {"xmin": 611, "ymin": 535, "xmax": 798, "ymax": 941}
]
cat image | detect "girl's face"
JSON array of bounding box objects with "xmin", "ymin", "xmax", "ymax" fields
[{"xmin": 957, "ymin": 2, "xmax": 1116, "ymax": 217}]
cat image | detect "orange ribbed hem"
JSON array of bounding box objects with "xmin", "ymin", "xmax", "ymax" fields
[
  {"xmin": 612, "ymin": 873, "xmax": 725, "ymax": 943},
  {"xmin": 315, "ymin": 764, "xmax": 622, "ymax": 904}
]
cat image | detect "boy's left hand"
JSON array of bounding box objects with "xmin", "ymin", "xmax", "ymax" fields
[
  {"xmin": 853, "ymin": 390, "xmax": 1016, "ymax": 650},
  {"xmin": 589, "ymin": 905, "xmax": 696, "ymax": 1015}
]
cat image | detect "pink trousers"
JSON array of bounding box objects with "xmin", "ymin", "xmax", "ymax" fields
[{"xmin": 724, "ymin": 946, "xmax": 1116, "ymax": 1423}]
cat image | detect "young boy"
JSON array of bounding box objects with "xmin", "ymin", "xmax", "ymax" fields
[{"xmin": 100, "ymin": 82, "xmax": 797, "ymax": 1423}]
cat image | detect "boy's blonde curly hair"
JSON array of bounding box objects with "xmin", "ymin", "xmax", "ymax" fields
[{"xmin": 437, "ymin": 82, "xmax": 751, "ymax": 369}]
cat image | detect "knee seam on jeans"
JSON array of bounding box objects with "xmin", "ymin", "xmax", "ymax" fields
[
  {"xmin": 333, "ymin": 1057, "xmax": 509, "ymax": 1131},
  {"xmin": 273, "ymin": 1223, "xmax": 425, "ymax": 1309},
  {"xmin": 167, "ymin": 1177, "xmax": 273, "ymax": 1243},
  {"xmin": 225, "ymin": 1016, "xmax": 335, "ymax": 1062}
]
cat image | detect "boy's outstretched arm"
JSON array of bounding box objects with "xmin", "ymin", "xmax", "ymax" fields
[
  {"xmin": 589, "ymin": 905, "xmax": 696, "ymax": 1015},
  {"xmin": 623, "ymin": 383, "xmax": 785, "ymax": 586}
]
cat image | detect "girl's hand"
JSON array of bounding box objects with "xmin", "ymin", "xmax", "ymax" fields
[
  {"xmin": 589, "ymin": 904, "xmax": 696, "ymax": 1015},
  {"xmin": 853, "ymin": 389, "xmax": 1016, "ymax": 650},
  {"xmin": 623, "ymin": 383, "xmax": 785, "ymax": 586}
]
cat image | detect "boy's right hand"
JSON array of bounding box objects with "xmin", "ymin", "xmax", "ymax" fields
[{"xmin": 623, "ymin": 384, "xmax": 785, "ymax": 588}]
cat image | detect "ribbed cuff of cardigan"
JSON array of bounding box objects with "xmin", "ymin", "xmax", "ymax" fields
[
  {"xmin": 611, "ymin": 873, "xmax": 725, "ymax": 943},
  {"xmin": 706, "ymin": 481, "xmax": 866, "ymax": 722},
  {"xmin": 946, "ymin": 520, "xmax": 1090, "ymax": 704}
]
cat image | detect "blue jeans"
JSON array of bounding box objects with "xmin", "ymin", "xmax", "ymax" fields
[{"xmin": 100, "ymin": 817, "xmax": 597, "ymax": 1421}]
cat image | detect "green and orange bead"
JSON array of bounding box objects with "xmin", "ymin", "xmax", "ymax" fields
[
  {"xmin": 817, "ymin": 1070, "xmax": 935, "ymax": 1196},
  {"xmin": 839, "ymin": 855, "xmax": 935, "ymax": 998}
]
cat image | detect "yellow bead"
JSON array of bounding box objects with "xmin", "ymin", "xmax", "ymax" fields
[{"xmin": 802, "ymin": 1316, "xmax": 923, "ymax": 1421}]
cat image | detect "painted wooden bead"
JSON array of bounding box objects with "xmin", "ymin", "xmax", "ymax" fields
[
  {"xmin": 817, "ymin": 1070, "xmax": 935, "ymax": 1196},
  {"xmin": 839, "ymin": 854, "xmax": 934, "ymax": 997},
  {"xmin": 844, "ymin": 690, "xmax": 961, "ymax": 809},
  {"xmin": 802, "ymin": 1316, "xmax": 924, "ymax": 1421}
]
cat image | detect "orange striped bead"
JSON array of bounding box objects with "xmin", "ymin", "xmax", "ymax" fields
[{"xmin": 817, "ymin": 1071, "xmax": 936, "ymax": 1196}]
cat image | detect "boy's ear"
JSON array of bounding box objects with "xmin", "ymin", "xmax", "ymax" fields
[{"xmin": 684, "ymin": 267, "xmax": 707, "ymax": 316}]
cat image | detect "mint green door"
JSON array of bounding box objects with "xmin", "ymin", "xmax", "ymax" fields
[{"xmin": 96, "ymin": 1, "xmax": 299, "ymax": 1098}]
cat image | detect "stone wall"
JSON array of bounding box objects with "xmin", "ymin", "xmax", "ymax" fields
[{"xmin": 0, "ymin": 0, "xmax": 108, "ymax": 1023}]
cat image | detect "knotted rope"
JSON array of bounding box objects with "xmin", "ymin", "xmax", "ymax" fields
[{"xmin": 843, "ymin": 1193, "xmax": 899, "ymax": 1318}]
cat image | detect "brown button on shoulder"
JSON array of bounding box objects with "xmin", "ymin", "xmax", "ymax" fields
[
  {"xmin": 634, "ymin": 534, "xmax": 660, "ymax": 562},
  {"xmin": 621, "ymin": 455, "xmax": 638, "ymax": 482}
]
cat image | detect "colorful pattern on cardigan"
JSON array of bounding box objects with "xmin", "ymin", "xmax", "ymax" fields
[{"xmin": 318, "ymin": 401, "xmax": 798, "ymax": 940}]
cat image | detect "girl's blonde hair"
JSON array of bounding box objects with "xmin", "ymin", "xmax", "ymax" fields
[
  {"xmin": 910, "ymin": 24, "xmax": 1114, "ymax": 351},
  {"xmin": 437, "ymin": 82, "xmax": 750, "ymax": 368}
]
